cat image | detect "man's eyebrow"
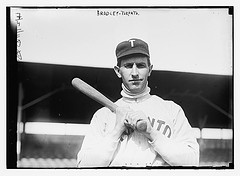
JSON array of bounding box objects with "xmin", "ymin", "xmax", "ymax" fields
[
  {"xmin": 124, "ymin": 62, "xmax": 134, "ymax": 64},
  {"xmin": 124, "ymin": 62, "xmax": 146, "ymax": 64}
]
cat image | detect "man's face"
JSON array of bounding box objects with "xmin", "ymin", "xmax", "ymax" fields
[{"xmin": 114, "ymin": 55, "xmax": 153, "ymax": 94}]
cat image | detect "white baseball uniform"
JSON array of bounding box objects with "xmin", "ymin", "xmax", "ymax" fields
[{"xmin": 77, "ymin": 85, "xmax": 199, "ymax": 167}]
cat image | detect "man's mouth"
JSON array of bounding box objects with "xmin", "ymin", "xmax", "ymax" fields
[{"xmin": 129, "ymin": 79, "xmax": 143, "ymax": 82}]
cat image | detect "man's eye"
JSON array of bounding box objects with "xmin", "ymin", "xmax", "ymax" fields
[
  {"xmin": 136, "ymin": 63, "xmax": 147, "ymax": 68},
  {"xmin": 124, "ymin": 63, "xmax": 133, "ymax": 68}
]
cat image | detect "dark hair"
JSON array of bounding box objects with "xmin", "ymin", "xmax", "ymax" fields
[{"xmin": 117, "ymin": 53, "xmax": 151, "ymax": 67}]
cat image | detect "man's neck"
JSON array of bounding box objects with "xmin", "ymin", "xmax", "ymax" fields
[{"xmin": 120, "ymin": 83, "xmax": 151, "ymax": 100}]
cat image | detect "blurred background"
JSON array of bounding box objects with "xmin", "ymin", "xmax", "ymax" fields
[{"xmin": 7, "ymin": 7, "xmax": 233, "ymax": 168}]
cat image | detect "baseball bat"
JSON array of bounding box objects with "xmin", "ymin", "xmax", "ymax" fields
[
  {"xmin": 71, "ymin": 77, "xmax": 147, "ymax": 132},
  {"xmin": 72, "ymin": 78, "xmax": 118, "ymax": 112}
]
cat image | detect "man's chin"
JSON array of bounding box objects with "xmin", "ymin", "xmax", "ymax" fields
[{"xmin": 129, "ymin": 86, "xmax": 143, "ymax": 94}]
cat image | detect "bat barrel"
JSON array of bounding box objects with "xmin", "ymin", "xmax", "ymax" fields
[{"xmin": 72, "ymin": 78, "xmax": 118, "ymax": 113}]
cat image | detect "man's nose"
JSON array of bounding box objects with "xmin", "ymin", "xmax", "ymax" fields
[{"xmin": 131, "ymin": 64, "xmax": 139, "ymax": 78}]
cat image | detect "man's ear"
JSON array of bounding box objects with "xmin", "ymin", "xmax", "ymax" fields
[
  {"xmin": 114, "ymin": 66, "xmax": 122, "ymax": 78},
  {"xmin": 148, "ymin": 65, "xmax": 153, "ymax": 76}
]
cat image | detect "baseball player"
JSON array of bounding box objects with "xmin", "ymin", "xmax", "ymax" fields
[{"xmin": 77, "ymin": 38, "xmax": 199, "ymax": 167}]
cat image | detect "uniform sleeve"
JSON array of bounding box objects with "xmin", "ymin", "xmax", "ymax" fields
[
  {"xmin": 149, "ymin": 103, "xmax": 199, "ymax": 166},
  {"xmin": 77, "ymin": 108, "xmax": 120, "ymax": 167}
]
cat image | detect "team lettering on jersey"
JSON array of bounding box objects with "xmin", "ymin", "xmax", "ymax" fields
[{"xmin": 148, "ymin": 116, "xmax": 172, "ymax": 138}]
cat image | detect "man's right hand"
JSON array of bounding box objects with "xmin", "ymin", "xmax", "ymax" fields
[
  {"xmin": 109, "ymin": 106, "xmax": 133, "ymax": 139},
  {"xmin": 115, "ymin": 107, "xmax": 133, "ymax": 136}
]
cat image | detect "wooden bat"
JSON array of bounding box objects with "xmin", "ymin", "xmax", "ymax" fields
[
  {"xmin": 72, "ymin": 77, "xmax": 118, "ymax": 113},
  {"xmin": 71, "ymin": 78, "xmax": 147, "ymax": 132}
]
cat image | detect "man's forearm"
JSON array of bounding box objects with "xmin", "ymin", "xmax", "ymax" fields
[
  {"xmin": 77, "ymin": 136, "xmax": 120, "ymax": 167},
  {"xmin": 150, "ymin": 136, "xmax": 199, "ymax": 166}
]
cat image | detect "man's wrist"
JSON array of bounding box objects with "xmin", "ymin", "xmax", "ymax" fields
[
  {"xmin": 108, "ymin": 127, "xmax": 124, "ymax": 141},
  {"xmin": 148, "ymin": 129, "xmax": 161, "ymax": 142}
]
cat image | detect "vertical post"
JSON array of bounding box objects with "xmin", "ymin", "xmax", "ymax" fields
[{"xmin": 17, "ymin": 83, "xmax": 23, "ymax": 164}]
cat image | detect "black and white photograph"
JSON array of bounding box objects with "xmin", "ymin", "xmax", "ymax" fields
[{"xmin": 5, "ymin": 4, "xmax": 236, "ymax": 175}]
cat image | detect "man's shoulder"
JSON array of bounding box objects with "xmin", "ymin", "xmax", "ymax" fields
[
  {"xmin": 94, "ymin": 106, "xmax": 112, "ymax": 115},
  {"xmin": 94, "ymin": 98, "xmax": 123, "ymax": 115},
  {"xmin": 150, "ymin": 95, "xmax": 181, "ymax": 109},
  {"xmin": 91, "ymin": 106, "xmax": 115, "ymax": 124},
  {"xmin": 114, "ymin": 97, "xmax": 126, "ymax": 106},
  {"xmin": 149, "ymin": 94, "xmax": 171, "ymax": 103}
]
